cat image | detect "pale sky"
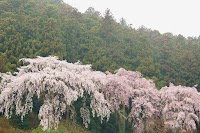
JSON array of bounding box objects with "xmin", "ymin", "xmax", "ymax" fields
[{"xmin": 63, "ymin": 0, "xmax": 200, "ymax": 37}]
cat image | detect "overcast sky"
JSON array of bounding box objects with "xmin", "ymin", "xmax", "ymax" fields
[{"xmin": 63, "ymin": 0, "xmax": 200, "ymax": 37}]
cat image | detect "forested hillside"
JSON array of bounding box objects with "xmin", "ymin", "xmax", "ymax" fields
[
  {"xmin": 0, "ymin": 0, "xmax": 200, "ymax": 132},
  {"xmin": 0, "ymin": 0, "xmax": 199, "ymax": 90}
]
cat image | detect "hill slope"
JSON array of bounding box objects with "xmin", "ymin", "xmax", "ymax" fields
[{"xmin": 0, "ymin": 0, "xmax": 199, "ymax": 89}]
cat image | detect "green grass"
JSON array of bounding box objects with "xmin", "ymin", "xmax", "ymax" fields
[
  {"xmin": 0, "ymin": 116, "xmax": 29, "ymax": 133},
  {"xmin": 0, "ymin": 116, "xmax": 91, "ymax": 133},
  {"xmin": 31, "ymin": 121, "xmax": 92, "ymax": 133}
]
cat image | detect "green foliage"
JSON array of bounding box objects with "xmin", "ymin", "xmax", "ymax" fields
[
  {"xmin": 0, "ymin": 116, "xmax": 29, "ymax": 133},
  {"xmin": 1, "ymin": 0, "xmax": 199, "ymax": 90},
  {"xmin": 31, "ymin": 128, "xmax": 55, "ymax": 133},
  {"xmin": 9, "ymin": 112, "xmax": 39, "ymax": 130},
  {"xmin": 0, "ymin": 116, "xmax": 91, "ymax": 133},
  {"xmin": 0, "ymin": 0, "xmax": 200, "ymax": 132},
  {"xmin": 9, "ymin": 95, "xmax": 41, "ymax": 130}
]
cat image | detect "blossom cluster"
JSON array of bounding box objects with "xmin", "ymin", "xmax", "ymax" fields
[{"xmin": 0, "ymin": 56, "xmax": 199, "ymax": 132}]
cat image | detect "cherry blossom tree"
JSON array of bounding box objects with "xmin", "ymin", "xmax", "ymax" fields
[
  {"xmin": 103, "ymin": 68, "xmax": 160, "ymax": 133},
  {"xmin": 103, "ymin": 69, "xmax": 200, "ymax": 133},
  {"xmin": 0, "ymin": 56, "xmax": 111, "ymax": 130},
  {"xmin": 0, "ymin": 57, "xmax": 160, "ymax": 132},
  {"xmin": 1, "ymin": 56, "xmax": 199, "ymax": 133},
  {"xmin": 159, "ymin": 83, "xmax": 200, "ymax": 132}
]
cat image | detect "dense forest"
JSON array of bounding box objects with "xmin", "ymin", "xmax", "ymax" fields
[
  {"xmin": 0, "ymin": 0, "xmax": 200, "ymax": 132},
  {"xmin": 0, "ymin": 0, "xmax": 199, "ymax": 89}
]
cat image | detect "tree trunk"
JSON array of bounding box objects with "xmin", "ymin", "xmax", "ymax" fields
[
  {"xmin": 119, "ymin": 105, "xmax": 126, "ymax": 133},
  {"xmin": 66, "ymin": 106, "xmax": 69, "ymax": 121}
]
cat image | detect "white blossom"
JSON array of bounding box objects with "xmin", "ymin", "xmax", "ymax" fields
[
  {"xmin": 1, "ymin": 56, "xmax": 199, "ymax": 132},
  {"xmin": 160, "ymin": 83, "xmax": 200, "ymax": 131},
  {"xmin": 0, "ymin": 56, "xmax": 111, "ymax": 130}
]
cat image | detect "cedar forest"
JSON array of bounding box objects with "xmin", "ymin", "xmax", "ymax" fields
[{"xmin": 0, "ymin": 0, "xmax": 200, "ymax": 133}]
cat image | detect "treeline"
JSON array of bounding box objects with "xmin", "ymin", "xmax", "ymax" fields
[{"xmin": 0, "ymin": 0, "xmax": 199, "ymax": 91}]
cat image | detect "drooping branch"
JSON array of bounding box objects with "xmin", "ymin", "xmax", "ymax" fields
[
  {"xmin": 0, "ymin": 56, "xmax": 200, "ymax": 132},
  {"xmin": 102, "ymin": 68, "xmax": 160, "ymax": 132},
  {"xmin": 159, "ymin": 83, "xmax": 200, "ymax": 131},
  {"xmin": 0, "ymin": 56, "xmax": 111, "ymax": 130}
]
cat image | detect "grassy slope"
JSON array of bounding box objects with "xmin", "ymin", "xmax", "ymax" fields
[
  {"xmin": 0, "ymin": 117, "xmax": 28, "ymax": 133},
  {"xmin": 0, "ymin": 116, "xmax": 91, "ymax": 133}
]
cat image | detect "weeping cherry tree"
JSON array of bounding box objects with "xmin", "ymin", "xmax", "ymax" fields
[
  {"xmin": 0, "ymin": 56, "xmax": 199, "ymax": 133},
  {"xmin": 0, "ymin": 56, "xmax": 111, "ymax": 130},
  {"xmin": 159, "ymin": 83, "xmax": 200, "ymax": 132},
  {"xmin": 103, "ymin": 68, "xmax": 160, "ymax": 133}
]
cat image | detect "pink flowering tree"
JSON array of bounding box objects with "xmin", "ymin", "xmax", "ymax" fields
[
  {"xmin": 0, "ymin": 57, "xmax": 161, "ymax": 132},
  {"xmin": 1, "ymin": 56, "xmax": 199, "ymax": 133},
  {"xmin": 159, "ymin": 83, "xmax": 200, "ymax": 132},
  {"xmin": 103, "ymin": 68, "xmax": 160, "ymax": 133},
  {"xmin": 0, "ymin": 56, "xmax": 111, "ymax": 130}
]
